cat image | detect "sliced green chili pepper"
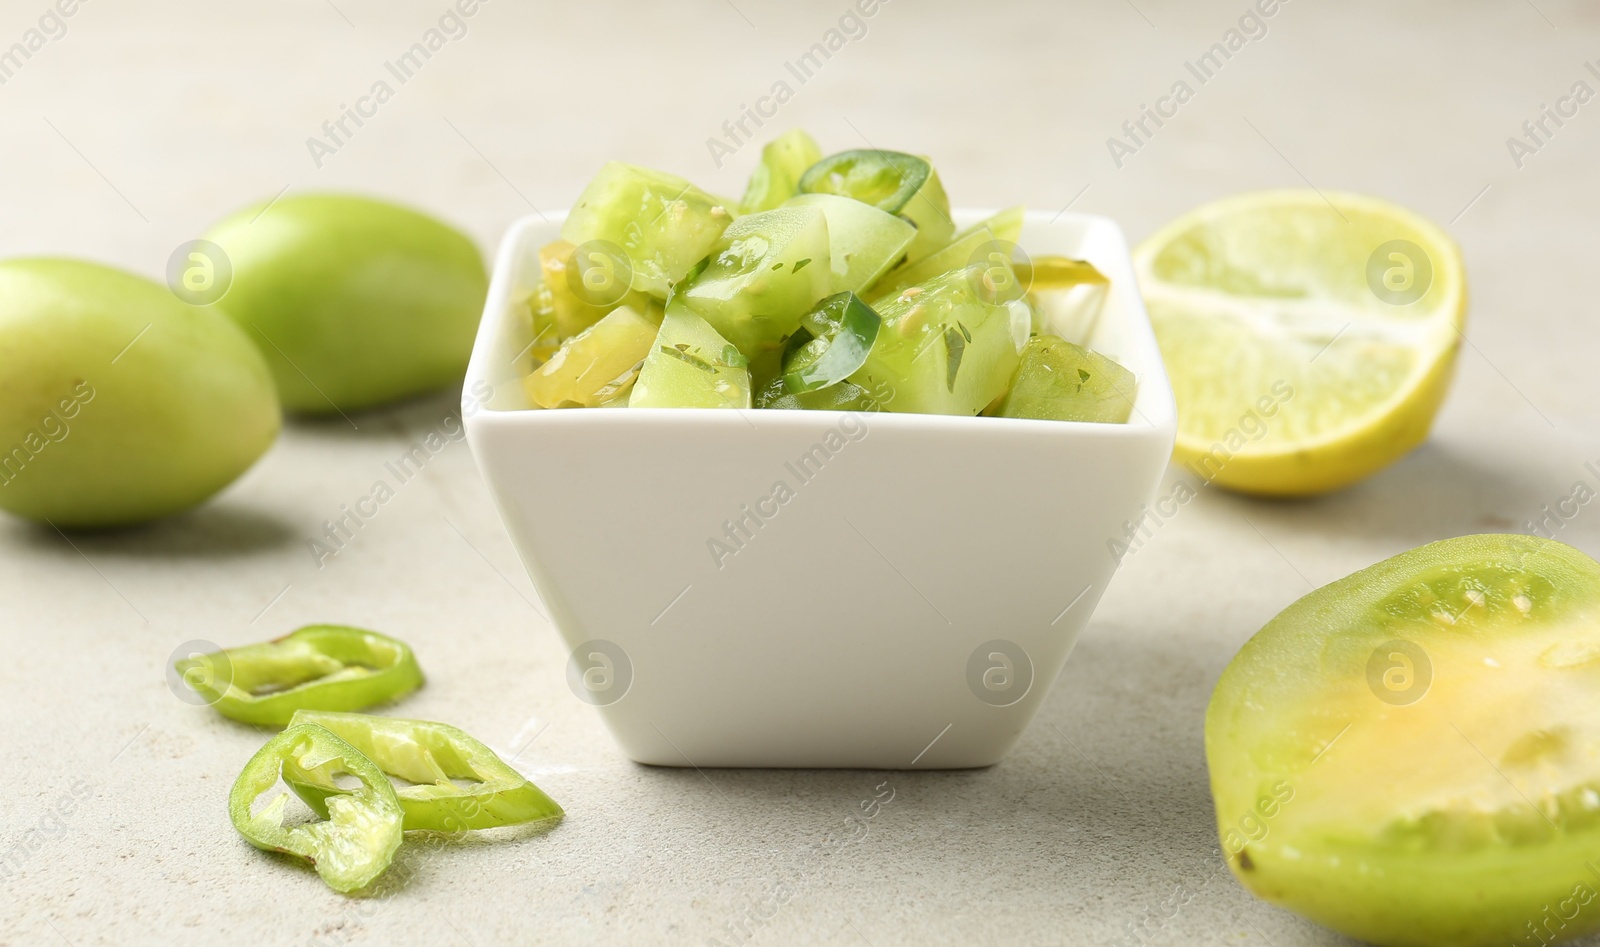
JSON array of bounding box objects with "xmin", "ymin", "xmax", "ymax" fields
[
  {"xmin": 228, "ymin": 724, "xmax": 404, "ymax": 893},
  {"xmin": 282, "ymin": 711, "xmax": 564, "ymax": 833},
  {"xmin": 781, "ymin": 292, "xmax": 882, "ymax": 394},
  {"xmin": 798, "ymin": 150, "xmax": 931, "ymax": 214},
  {"xmin": 175, "ymin": 625, "xmax": 424, "ymax": 726}
]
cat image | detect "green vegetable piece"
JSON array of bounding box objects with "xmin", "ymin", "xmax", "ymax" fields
[
  {"xmin": 677, "ymin": 205, "xmax": 831, "ymax": 357},
  {"xmin": 1207, "ymin": 534, "xmax": 1600, "ymax": 947},
  {"xmin": 0, "ymin": 259, "xmax": 279, "ymax": 527},
  {"xmin": 176, "ymin": 625, "xmax": 424, "ymax": 727},
  {"xmin": 738, "ymin": 129, "xmax": 823, "ymax": 214},
  {"xmin": 781, "ymin": 293, "xmax": 882, "ymax": 394},
  {"xmin": 798, "ymin": 149, "xmax": 930, "ymax": 213},
  {"xmin": 873, "ymin": 227, "xmax": 998, "ymax": 301},
  {"xmin": 283, "ymin": 711, "xmax": 563, "ymax": 832},
  {"xmin": 758, "ymin": 378, "xmax": 883, "ymax": 411},
  {"xmin": 523, "ymin": 304, "xmax": 658, "ymax": 408},
  {"xmin": 951, "ymin": 205, "xmax": 1026, "ymax": 245},
  {"xmin": 204, "ymin": 194, "xmax": 488, "ymax": 414},
  {"xmin": 850, "ymin": 265, "xmax": 1027, "ymax": 416},
  {"xmin": 994, "ymin": 335, "xmax": 1137, "ymax": 424},
  {"xmin": 229, "ymin": 724, "xmax": 404, "ymax": 893},
  {"xmin": 631, "ymin": 300, "xmax": 752, "ymax": 408},
  {"xmin": 798, "ymin": 150, "xmax": 954, "ymax": 264},
  {"xmin": 782, "ymin": 193, "xmax": 916, "ymax": 294},
  {"xmin": 561, "ymin": 162, "xmax": 733, "ymax": 298},
  {"xmin": 1020, "ymin": 256, "xmax": 1110, "ymax": 343}
]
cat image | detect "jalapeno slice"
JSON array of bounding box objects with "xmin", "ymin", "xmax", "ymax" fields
[
  {"xmin": 798, "ymin": 149, "xmax": 929, "ymax": 213},
  {"xmin": 228, "ymin": 724, "xmax": 405, "ymax": 893},
  {"xmin": 282, "ymin": 711, "xmax": 564, "ymax": 833},
  {"xmin": 175, "ymin": 625, "xmax": 424, "ymax": 726},
  {"xmin": 780, "ymin": 292, "xmax": 882, "ymax": 394}
]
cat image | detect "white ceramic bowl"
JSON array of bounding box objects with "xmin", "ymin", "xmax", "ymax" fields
[{"xmin": 464, "ymin": 210, "xmax": 1175, "ymax": 768}]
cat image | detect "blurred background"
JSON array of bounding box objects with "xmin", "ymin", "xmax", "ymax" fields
[{"xmin": 3, "ymin": 1, "xmax": 1599, "ymax": 944}]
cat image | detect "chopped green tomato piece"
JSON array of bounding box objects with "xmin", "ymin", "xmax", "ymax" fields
[
  {"xmin": 229, "ymin": 724, "xmax": 404, "ymax": 893},
  {"xmin": 851, "ymin": 266, "xmax": 1028, "ymax": 416},
  {"xmin": 758, "ymin": 378, "xmax": 885, "ymax": 411},
  {"xmin": 952, "ymin": 206, "xmax": 1026, "ymax": 245},
  {"xmin": 631, "ymin": 300, "xmax": 752, "ymax": 408},
  {"xmin": 1020, "ymin": 256, "xmax": 1110, "ymax": 344},
  {"xmin": 993, "ymin": 335, "xmax": 1137, "ymax": 423},
  {"xmin": 797, "ymin": 150, "xmax": 953, "ymax": 264},
  {"xmin": 782, "ymin": 193, "xmax": 915, "ymax": 293},
  {"xmin": 560, "ymin": 162, "xmax": 733, "ymax": 298},
  {"xmin": 175, "ymin": 625, "xmax": 424, "ymax": 727},
  {"xmin": 535, "ymin": 240, "xmax": 648, "ymax": 340},
  {"xmin": 678, "ymin": 205, "xmax": 831, "ymax": 357},
  {"xmin": 738, "ymin": 129, "xmax": 823, "ymax": 215},
  {"xmin": 523, "ymin": 305, "xmax": 658, "ymax": 408},
  {"xmin": 873, "ymin": 227, "xmax": 998, "ymax": 301},
  {"xmin": 781, "ymin": 292, "xmax": 881, "ymax": 393},
  {"xmin": 283, "ymin": 711, "xmax": 564, "ymax": 833}
]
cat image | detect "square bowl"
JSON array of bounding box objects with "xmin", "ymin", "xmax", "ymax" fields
[{"xmin": 463, "ymin": 209, "xmax": 1176, "ymax": 768}]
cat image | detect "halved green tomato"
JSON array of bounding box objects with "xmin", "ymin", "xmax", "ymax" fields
[
  {"xmin": 739, "ymin": 129, "xmax": 823, "ymax": 215},
  {"xmin": 992, "ymin": 335, "xmax": 1136, "ymax": 423},
  {"xmin": 1207, "ymin": 534, "xmax": 1600, "ymax": 947},
  {"xmin": 677, "ymin": 205, "xmax": 831, "ymax": 357},
  {"xmin": 782, "ymin": 193, "xmax": 915, "ymax": 293},
  {"xmin": 798, "ymin": 150, "xmax": 954, "ymax": 264},
  {"xmin": 229, "ymin": 724, "xmax": 404, "ymax": 893},
  {"xmin": 632, "ymin": 300, "xmax": 752, "ymax": 408},
  {"xmin": 523, "ymin": 305, "xmax": 658, "ymax": 408},
  {"xmin": 850, "ymin": 265, "xmax": 1027, "ymax": 416},
  {"xmin": 781, "ymin": 292, "xmax": 882, "ymax": 394},
  {"xmin": 560, "ymin": 162, "xmax": 733, "ymax": 298}
]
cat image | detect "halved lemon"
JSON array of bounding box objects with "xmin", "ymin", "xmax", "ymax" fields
[{"xmin": 1134, "ymin": 190, "xmax": 1466, "ymax": 496}]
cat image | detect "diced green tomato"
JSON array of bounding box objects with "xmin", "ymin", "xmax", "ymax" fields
[
  {"xmin": 872, "ymin": 227, "xmax": 997, "ymax": 301},
  {"xmin": 781, "ymin": 292, "xmax": 881, "ymax": 393},
  {"xmin": 896, "ymin": 158, "xmax": 955, "ymax": 264},
  {"xmin": 952, "ymin": 206, "xmax": 1026, "ymax": 245},
  {"xmin": 229, "ymin": 724, "xmax": 404, "ymax": 893},
  {"xmin": 175, "ymin": 625, "xmax": 424, "ymax": 727},
  {"xmin": 739, "ymin": 129, "xmax": 823, "ymax": 215},
  {"xmin": 796, "ymin": 150, "xmax": 953, "ymax": 264},
  {"xmin": 759, "ymin": 378, "xmax": 884, "ymax": 411},
  {"xmin": 678, "ymin": 205, "xmax": 831, "ymax": 357},
  {"xmin": 283, "ymin": 711, "xmax": 564, "ymax": 833},
  {"xmin": 535, "ymin": 239, "xmax": 648, "ymax": 340},
  {"xmin": 1021, "ymin": 256, "xmax": 1110, "ymax": 344},
  {"xmin": 782, "ymin": 193, "xmax": 916, "ymax": 294},
  {"xmin": 560, "ymin": 162, "xmax": 733, "ymax": 298},
  {"xmin": 631, "ymin": 301, "xmax": 752, "ymax": 408},
  {"xmin": 850, "ymin": 267, "xmax": 1027, "ymax": 416},
  {"xmin": 993, "ymin": 335, "xmax": 1137, "ymax": 424},
  {"xmin": 523, "ymin": 305, "xmax": 658, "ymax": 408}
]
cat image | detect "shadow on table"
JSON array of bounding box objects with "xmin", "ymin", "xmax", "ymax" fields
[
  {"xmin": 7, "ymin": 501, "xmax": 300, "ymax": 560},
  {"xmin": 1198, "ymin": 438, "xmax": 1556, "ymax": 548}
]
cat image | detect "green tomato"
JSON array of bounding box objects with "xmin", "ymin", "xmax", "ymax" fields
[
  {"xmin": 204, "ymin": 194, "xmax": 488, "ymax": 414},
  {"xmin": 1207, "ymin": 534, "xmax": 1600, "ymax": 947},
  {"xmin": 0, "ymin": 259, "xmax": 279, "ymax": 527}
]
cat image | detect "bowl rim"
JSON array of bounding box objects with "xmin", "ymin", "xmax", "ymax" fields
[{"xmin": 464, "ymin": 208, "xmax": 1176, "ymax": 439}]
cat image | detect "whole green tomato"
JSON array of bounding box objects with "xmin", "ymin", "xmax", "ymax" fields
[
  {"xmin": 0, "ymin": 259, "xmax": 280, "ymax": 527},
  {"xmin": 204, "ymin": 194, "xmax": 488, "ymax": 413}
]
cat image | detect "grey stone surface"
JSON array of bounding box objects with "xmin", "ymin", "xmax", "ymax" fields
[{"xmin": 2, "ymin": 0, "xmax": 1599, "ymax": 944}]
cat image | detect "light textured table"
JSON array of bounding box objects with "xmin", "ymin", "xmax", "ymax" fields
[{"xmin": 3, "ymin": 1, "xmax": 1598, "ymax": 944}]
